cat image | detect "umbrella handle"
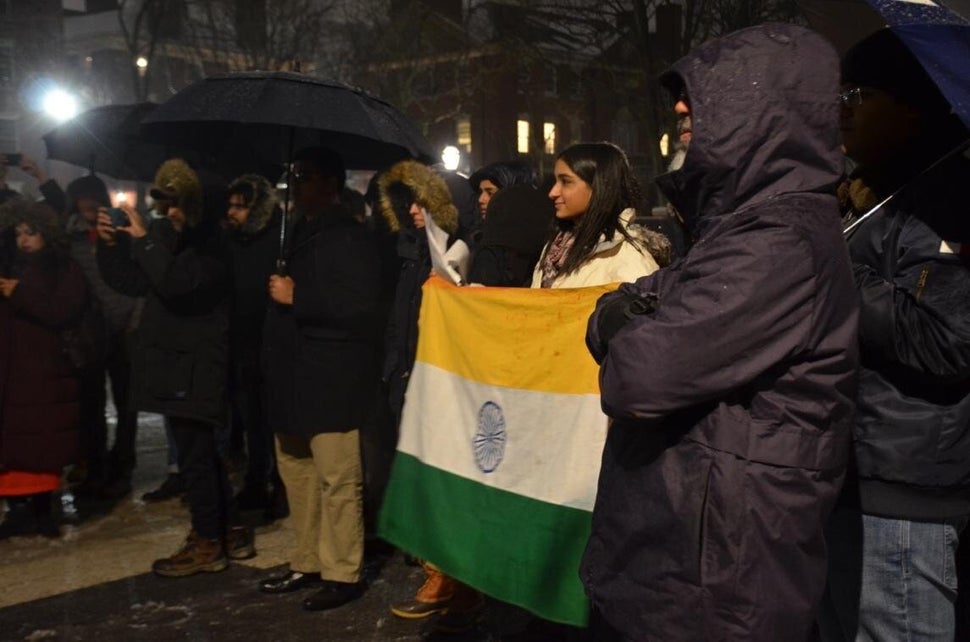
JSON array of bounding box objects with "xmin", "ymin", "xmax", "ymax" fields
[{"xmin": 842, "ymin": 138, "xmax": 970, "ymax": 237}]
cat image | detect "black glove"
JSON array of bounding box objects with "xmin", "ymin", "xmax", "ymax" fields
[{"xmin": 587, "ymin": 289, "xmax": 658, "ymax": 362}]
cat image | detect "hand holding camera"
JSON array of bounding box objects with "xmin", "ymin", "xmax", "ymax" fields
[{"xmin": 96, "ymin": 204, "xmax": 147, "ymax": 243}]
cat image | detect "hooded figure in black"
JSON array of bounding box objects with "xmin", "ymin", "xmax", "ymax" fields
[
  {"xmin": 224, "ymin": 174, "xmax": 282, "ymax": 512},
  {"xmin": 467, "ymin": 185, "xmax": 553, "ymax": 287},
  {"xmin": 95, "ymin": 158, "xmax": 249, "ymax": 577},
  {"xmin": 582, "ymin": 24, "xmax": 859, "ymax": 640}
]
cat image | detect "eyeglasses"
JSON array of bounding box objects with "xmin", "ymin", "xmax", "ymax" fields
[
  {"xmin": 292, "ymin": 170, "xmax": 319, "ymax": 183},
  {"xmin": 838, "ymin": 87, "xmax": 865, "ymax": 108}
]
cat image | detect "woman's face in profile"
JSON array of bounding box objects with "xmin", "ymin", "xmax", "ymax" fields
[
  {"xmin": 15, "ymin": 222, "xmax": 45, "ymax": 254},
  {"xmin": 549, "ymin": 159, "xmax": 592, "ymax": 220}
]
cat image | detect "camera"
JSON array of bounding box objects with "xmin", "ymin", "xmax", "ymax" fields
[{"xmin": 107, "ymin": 207, "xmax": 129, "ymax": 227}]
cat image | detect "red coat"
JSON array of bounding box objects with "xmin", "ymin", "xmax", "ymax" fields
[{"xmin": 0, "ymin": 252, "xmax": 86, "ymax": 471}]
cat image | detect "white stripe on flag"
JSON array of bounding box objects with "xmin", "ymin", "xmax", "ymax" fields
[{"xmin": 399, "ymin": 361, "xmax": 608, "ymax": 511}]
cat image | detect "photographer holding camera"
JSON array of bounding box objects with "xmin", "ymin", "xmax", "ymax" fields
[{"xmin": 95, "ymin": 158, "xmax": 253, "ymax": 577}]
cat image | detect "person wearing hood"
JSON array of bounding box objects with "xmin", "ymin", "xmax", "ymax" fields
[
  {"xmin": 816, "ymin": 30, "xmax": 970, "ymax": 642},
  {"xmin": 95, "ymin": 158, "xmax": 253, "ymax": 577},
  {"xmin": 468, "ymin": 160, "xmax": 539, "ymax": 219},
  {"xmin": 60, "ymin": 174, "xmax": 140, "ymax": 499},
  {"xmin": 532, "ymin": 141, "xmax": 667, "ymax": 289},
  {"xmin": 223, "ymin": 174, "xmax": 283, "ymax": 517},
  {"xmin": 0, "ymin": 200, "xmax": 87, "ymax": 538},
  {"xmin": 379, "ymin": 160, "xmax": 461, "ymax": 428},
  {"xmin": 467, "ymin": 184, "xmax": 554, "ymax": 287},
  {"xmin": 582, "ymin": 24, "xmax": 859, "ymax": 640},
  {"xmin": 257, "ymin": 147, "xmax": 380, "ymax": 612},
  {"xmin": 377, "ymin": 160, "xmax": 484, "ymax": 630}
]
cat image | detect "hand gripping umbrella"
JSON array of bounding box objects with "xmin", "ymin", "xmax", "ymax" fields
[
  {"xmin": 799, "ymin": 0, "xmax": 970, "ymax": 234},
  {"xmin": 140, "ymin": 71, "xmax": 435, "ymax": 269}
]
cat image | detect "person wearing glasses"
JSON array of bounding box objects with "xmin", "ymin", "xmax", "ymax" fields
[
  {"xmin": 817, "ymin": 29, "xmax": 970, "ymax": 642},
  {"xmin": 258, "ymin": 147, "xmax": 381, "ymax": 612},
  {"xmin": 582, "ymin": 24, "xmax": 858, "ymax": 641}
]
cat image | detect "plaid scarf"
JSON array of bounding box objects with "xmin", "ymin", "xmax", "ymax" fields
[{"xmin": 540, "ymin": 230, "xmax": 576, "ymax": 288}]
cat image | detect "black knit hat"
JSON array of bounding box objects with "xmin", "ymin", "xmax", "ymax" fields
[{"xmin": 842, "ymin": 28, "xmax": 951, "ymax": 116}]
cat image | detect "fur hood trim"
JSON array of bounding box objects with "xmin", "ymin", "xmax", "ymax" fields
[
  {"xmin": 0, "ymin": 198, "xmax": 66, "ymax": 250},
  {"xmin": 228, "ymin": 174, "xmax": 278, "ymax": 236},
  {"xmin": 151, "ymin": 159, "xmax": 203, "ymax": 227},
  {"xmin": 378, "ymin": 160, "xmax": 458, "ymax": 234}
]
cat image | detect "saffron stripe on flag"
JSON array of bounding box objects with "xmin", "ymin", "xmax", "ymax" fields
[{"xmin": 416, "ymin": 277, "xmax": 614, "ymax": 395}]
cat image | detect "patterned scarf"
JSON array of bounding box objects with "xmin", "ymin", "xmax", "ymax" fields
[{"xmin": 540, "ymin": 230, "xmax": 576, "ymax": 288}]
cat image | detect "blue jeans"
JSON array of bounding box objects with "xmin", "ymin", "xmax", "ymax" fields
[{"xmin": 818, "ymin": 507, "xmax": 967, "ymax": 641}]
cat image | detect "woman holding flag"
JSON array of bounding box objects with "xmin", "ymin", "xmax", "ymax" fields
[{"xmin": 533, "ymin": 141, "xmax": 669, "ymax": 289}]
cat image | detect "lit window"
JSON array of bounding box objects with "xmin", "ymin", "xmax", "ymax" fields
[
  {"xmin": 457, "ymin": 116, "xmax": 472, "ymax": 153},
  {"xmin": 543, "ymin": 122, "xmax": 556, "ymax": 155},
  {"xmin": 517, "ymin": 119, "xmax": 530, "ymax": 154}
]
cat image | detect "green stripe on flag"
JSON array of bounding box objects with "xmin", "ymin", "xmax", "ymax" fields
[{"xmin": 379, "ymin": 452, "xmax": 592, "ymax": 627}]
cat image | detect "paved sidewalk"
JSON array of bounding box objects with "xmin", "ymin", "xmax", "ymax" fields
[{"xmin": 0, "ymin": 414, "xmax": 546, "ymax": 641}]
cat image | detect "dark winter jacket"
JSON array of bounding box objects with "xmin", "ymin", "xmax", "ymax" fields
[
  {"xmin": 844, "ymin": 153, "xmax": 970, "ymax": 520},
  {"xmin": 378, "ymin": 161, "xmax": 458, "ymax": 424},
  {"xmin": 261, "ymin": 205, "xmax": 381, "ymax": 436},
  {"xmin": 468, "ymin": 185, "xmax": 553, "ymax": 287},
  {"xmin": 581, "ymin": 24, "xmax": 859, "ymax": 641},
  {"xmin": 0, "ymin": 249, "xmax": 85, "ymax": 471},
  {"xmin": 97, "ymin": 217, "xmax": 230, "ymax": 426},
  {"xmin": 227, "ymin": 204, "xmax": 281, "ymax": 356}
]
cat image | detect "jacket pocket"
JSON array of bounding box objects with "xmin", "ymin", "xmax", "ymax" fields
[{"xmin": 144, "ymin": 345, "xmax": 194, "ymax": 401}]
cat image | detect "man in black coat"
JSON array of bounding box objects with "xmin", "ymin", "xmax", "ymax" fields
[
  {"xmin": 258, "ymin": 147, "xmax": 381, "ymax": 612},
  {"xmin": 583, "ymin": 24, "xmax": 859, "ymax": 641},
  {"xmin": 96, "ymin": 159, "xmax": 253, "ymax": 577},
  {"xmin": 816, "ymin": 30, "xmax": 970, "ymax": 642}
]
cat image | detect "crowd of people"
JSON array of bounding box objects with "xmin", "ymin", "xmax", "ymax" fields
[{"xmin": 1, "ymin": 21, "xmax": 969, "ymax": 641}]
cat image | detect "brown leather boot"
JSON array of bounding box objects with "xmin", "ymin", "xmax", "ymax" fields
[
  {"xmin": 389, "ymin": 561, "xmax": 455, "ymax": 619},
  {"xmin": 152, "ymin": 531, "xmax": 228, "ymax": 577}
]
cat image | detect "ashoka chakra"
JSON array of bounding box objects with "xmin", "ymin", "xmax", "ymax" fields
[{"xmin": 474, "ymin": 401, "xmax": 507, "ymax": 473}]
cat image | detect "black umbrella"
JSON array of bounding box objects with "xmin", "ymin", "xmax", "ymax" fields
[
  {"xmin": 140, "ymin": 71, "xmax": 435, "ymax": 271},
  {"xmin": 42, "ymin": 102, "xmax": 166, "ymax": 181},
  {"xmin": 139, "ymin": 71, "xmax": 434, "ymax": 170}
]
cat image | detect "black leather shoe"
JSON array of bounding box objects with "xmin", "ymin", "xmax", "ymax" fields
[
  {"xmin": 302, "ymin": 581, "xmax": 365, "ymax": 611},
  {"xmin": 259, "ymin": 570, "xmax": 323, "ymax": 594}
]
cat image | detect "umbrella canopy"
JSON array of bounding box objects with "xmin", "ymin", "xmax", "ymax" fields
[
  {"xmin": 42, "ymin": 102, "xmax": 166, "ymax": 181},
  {"xmin": 800, "ymin": 0, "xmax": 970, "ymax": 128},
  {"xmin": 139, "ymin": 71, "xmax": 435, "ymax": 170}
]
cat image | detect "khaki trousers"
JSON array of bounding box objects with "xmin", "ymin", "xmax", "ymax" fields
[{"xmin": 275, "ymin": 430, "xmax": 363, "ymax": 583}]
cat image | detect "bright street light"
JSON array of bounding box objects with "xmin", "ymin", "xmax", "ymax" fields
[
  {"xmin": 441, "ymin": 145, "xmax": 461, "ymax": 171},
  {"xmin": 42, "ymin": 88, "xmax": 78, "ymax": 122}
]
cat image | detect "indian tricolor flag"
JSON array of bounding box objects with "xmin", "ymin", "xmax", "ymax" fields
[{"xmin": 379, "ymin": 276, "xmax": 617, "ymax": 627}]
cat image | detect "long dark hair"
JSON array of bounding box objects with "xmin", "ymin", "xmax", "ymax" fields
[{"xmin": 551, "ymin": 142, "xmax": 643, "ymax": 276}]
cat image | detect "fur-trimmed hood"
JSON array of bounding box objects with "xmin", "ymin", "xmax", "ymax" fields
[
  {"xmin": 150, "ymin": 159, "xmax": 203, "ymax": 228},
  {"xmin": 0, "ymin": 198, "xmax": 67, "ymax": 250},
  {"xmin": 227, "ymin": 174, "xmax": 278, "ymax": 237},
  {"xmin": 378, "ymin": 160, "xmax": 458, "ymax": 234}
]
